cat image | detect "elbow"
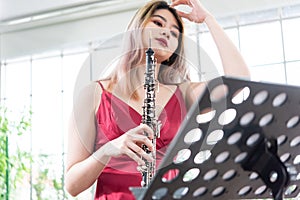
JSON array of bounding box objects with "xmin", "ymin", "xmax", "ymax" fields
[
  {"xmin": 242, "ymin": 70, "xmax": 251, "ymax": 81},
  {"xmin": 242, "ymin": 63, "xmax": 251, "ymax": 80},
  {"xmin": 65, "ymin": 170, "xmax": 96, "ymax": 197},
  {"xmin": 65, "ymin": 174, "xmax": 81, "ymax": 197},
  {"xmin": 240, "ymin": 65, "xmax": 251, "ymax": 79},
  {"xmin": 66, "ymin": 189, "xmax": 78, "ymax": 198},
  {"xmin": 228, "ymin": 67, "xmax": 251, "ymax": 80},
  {"xmin": 65, "ymin": 183, "xmax": 79, "ymax": 197}
]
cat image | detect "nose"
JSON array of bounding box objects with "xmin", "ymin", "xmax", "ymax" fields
[{"xmin": 161, "ymin": 29, "xmax": 170, "ymax": 39}]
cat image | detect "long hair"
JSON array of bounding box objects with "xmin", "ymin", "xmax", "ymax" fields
[{"xmin": 107, "ymin": 0, "xmax": 189, "ymax": 100}]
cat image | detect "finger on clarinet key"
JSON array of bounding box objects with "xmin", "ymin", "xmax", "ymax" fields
[
  {"xmin": 141, "ymin": 150, "xmax": 154, "ymax": 162},
  {"xmin": 137, "ymin": 165, "xmax": 147, "ymax": 172},
  {"xmin": 139, "ymin": 124, "xmax": 154, "ymax": 139}
]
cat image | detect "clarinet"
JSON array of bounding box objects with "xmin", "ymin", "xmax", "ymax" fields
[{"xmin": 140, "ymin": 45, "xmax": 161, "ymax": 187}]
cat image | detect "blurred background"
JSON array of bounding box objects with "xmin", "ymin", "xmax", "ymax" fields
[{"xmin": 1, "ymin": 0, "xmax": 300, "ymax": 199}]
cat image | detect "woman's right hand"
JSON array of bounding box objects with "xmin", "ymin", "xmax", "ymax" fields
[
  {"xmin": 171, "ymin": 0, "xmax": 211, "ymax": 24},
  {"xmin": 101, "ymin": 124, "xmax": 154, "ymax": 166}
]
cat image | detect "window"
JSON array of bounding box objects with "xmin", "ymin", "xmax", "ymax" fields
[
  {"xmin": 239, "ymin": 21, "xmax": 284, "ymax": 67},
  {"xmin": 282, "ymin": 18, "xmax": 300, "ymax": 61},
  {"xmin": 0, "ymin": 51, "xmax": 90, "ymax": 199},
  {"xmin": 250, "ymin": 63, "xmax": 286, "ymax": 84},
  {"xmin": 286, "ymin": 61, "xmax": 300, "ymax": 86},
  {"xmin": 1, "ymin": 60, "xmax": 31, "ymax": 111}
]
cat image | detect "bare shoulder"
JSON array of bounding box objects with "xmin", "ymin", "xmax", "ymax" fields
[
  {"xmin": 76, "ymin": 81, "xmax": 102, "ymax": 96},
  {"xmin": 73, "ymin": 81, "xmax": 103, "ymax": 114},
  {"xmin": 80, "ymin": 81, "xmax": 102, "ymax": 100},
  {"xmin": 97, "ymin": 79, "xmax": 110, "ymax": 90}
]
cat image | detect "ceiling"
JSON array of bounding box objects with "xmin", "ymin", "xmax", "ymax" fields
[
  {"xmin": 2, "ymin": 0, "xmax": 300, "ymax": 60},
  {"xmin": 0, "ymin": 0, "xmax": 130, "ymax": 22},
  {"xmin": 2, "ymin": 0, "xmax": 300, "ymax": 34},
  {"xmin": 2, "ymin": 0, "xmax": 300, "ymax": 22}
]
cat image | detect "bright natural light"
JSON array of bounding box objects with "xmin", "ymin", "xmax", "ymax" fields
[{"xmin": 2, "ymin": 3, "xmax": 300, "ymax": 200}]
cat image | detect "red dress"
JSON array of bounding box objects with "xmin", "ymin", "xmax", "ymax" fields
[{"xmin": 94, "ymin": 81, "xmax": 187, "ymax": 200}]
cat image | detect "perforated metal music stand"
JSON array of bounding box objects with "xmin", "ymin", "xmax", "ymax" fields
[{"xmin": 131, "ymin": 76, "xmax": 300, "ymax": 200}]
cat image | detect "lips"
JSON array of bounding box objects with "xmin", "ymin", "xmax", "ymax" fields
[{"xmin": 155, "ymin": 38, "xmax": 168, "ymax": 47}]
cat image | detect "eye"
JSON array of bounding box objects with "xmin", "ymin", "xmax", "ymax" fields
[
  {"xmin": 171, "ymin": 31, "xmax": 178, "ymax": 38},
  {"xmin": 153, "ymin": 20, "xmax": 163, "ymax": 27}
]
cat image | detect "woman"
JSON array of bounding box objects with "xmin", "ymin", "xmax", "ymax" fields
[{"xmin": 65, "ymin": 0, "xmax": 250, "ymax": 199}]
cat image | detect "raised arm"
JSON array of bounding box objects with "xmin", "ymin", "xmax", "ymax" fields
[
  {"xmin": 173, "ymin": 0, "xmax": 251, "ymax": 108},
  {"xmin": 172, "ymin": 0, "xmax": 250, "ymax": 79}
]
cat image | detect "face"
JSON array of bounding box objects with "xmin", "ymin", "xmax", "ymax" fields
[{"xmin": 142, "ymin": 9, "xmax": 180, "ymax": 63}]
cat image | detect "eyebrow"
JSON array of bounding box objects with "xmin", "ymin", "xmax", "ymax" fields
[{"xmin": 152, "ymin": 14, "xmax": 180, "ymax": 31}]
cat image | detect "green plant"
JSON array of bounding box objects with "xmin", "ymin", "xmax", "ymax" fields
[
  {"xmin": 0, "ymin": 106, "xmax": 32, "ymax": 200},
  {"xmin": 32, "ymin": 154, "xmax": 68, "ymax": 200},
  {"xmin": 53, "ymin": 174, "xmax": 66, "ymax": 200},
  {"xmin": 32, "ymin": 154, "xmax": 49, "ymax": 200}
]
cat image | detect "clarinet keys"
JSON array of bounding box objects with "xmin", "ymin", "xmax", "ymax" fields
[{"xmin": 140, "ymin": 44, "xmax": 161, "ymax": 187}]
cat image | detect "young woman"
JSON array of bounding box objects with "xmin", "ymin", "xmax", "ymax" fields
[{"xmin": 65, "ymin": 0, "xmax": 250, "ymax": 199}]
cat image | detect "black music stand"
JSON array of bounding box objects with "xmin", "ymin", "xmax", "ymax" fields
[{"xmin": 131, "ymin": 76, "xmax": 300, "ymax": 200}]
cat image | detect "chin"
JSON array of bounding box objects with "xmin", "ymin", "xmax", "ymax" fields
[
  {"xmin": 152, "ymin": 49, "xmax": 172, "ymax": 62},
  {"xmin": 155, "ymin": 56, "xmax": 170, "ymax": 64}
]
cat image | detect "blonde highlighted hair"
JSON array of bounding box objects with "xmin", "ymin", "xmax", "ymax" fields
[{"xmin": 108, "ymin": 0, "xmax": 189, "ymax": 100}]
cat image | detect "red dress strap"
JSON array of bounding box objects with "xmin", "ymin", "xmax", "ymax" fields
[{"xmin": 96, "ymin": 80, "xmax": 105, "ymax": 90}]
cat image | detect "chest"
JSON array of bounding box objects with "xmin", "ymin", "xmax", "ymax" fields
[
  {"xmin": 126, "ymin": 84, "xmax": 178, "ymax": 117},
  {"xmin": 96, "ymin": 87, "xmax": 186, "ymax": 149}
]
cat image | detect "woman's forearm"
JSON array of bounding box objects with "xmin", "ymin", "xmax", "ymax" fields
[{"xmin": 65, "ymin": 147, "xmax": 110, "ymax": 197}]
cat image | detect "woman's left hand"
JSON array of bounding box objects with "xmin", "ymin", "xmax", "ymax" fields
[{"xmin": 171, "ymin": 0, "xmax": 211, "ymax": 23}]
